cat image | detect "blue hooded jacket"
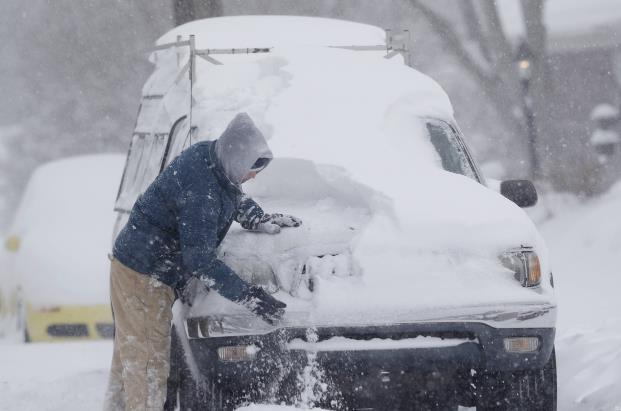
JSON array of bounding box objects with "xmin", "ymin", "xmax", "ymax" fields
[{"xmin": 113, "ymin": 113, "xmax": 272, "ymax": 302}]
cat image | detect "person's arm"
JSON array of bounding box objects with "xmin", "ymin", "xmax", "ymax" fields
[
  {"xmin": 177, "ymin": 186, "xmax": 286, "ymax": 324},
  {"xmin": 177, "ymin": 187, "xmax": 251, "ymax": 302},
  {"xmin": 235, "ymin": 194, "xmax": 303, "ymax": 234},
  {"xmin": 235, "ymin": 194, "xmax": 265, "ymax": 230}
]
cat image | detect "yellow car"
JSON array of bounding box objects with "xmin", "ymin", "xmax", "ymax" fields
[{"xmin": 1, "ymin": 154, "xmax": 125, "ymax": 342}]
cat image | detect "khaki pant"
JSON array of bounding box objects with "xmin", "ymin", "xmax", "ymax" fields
[{"xmin": 103, "ymin": 258, "xmax": 175, "ymax": 411}]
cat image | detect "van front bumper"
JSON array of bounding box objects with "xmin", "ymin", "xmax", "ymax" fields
[{"xmin": 186, "ymin": 321, "xmax": 554, "ymax": 391}]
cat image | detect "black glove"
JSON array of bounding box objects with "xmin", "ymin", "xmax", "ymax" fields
[
  {"xmin": 255, "ymin": 213, "xmax": 303, "ymax": 234},
  {"xmin": 178, "ymin": 277, "xmax": 207, "ymax": 307},
  {"xmin": 241, "ymin": 286, "xmax": 287, "ymax": 325}
]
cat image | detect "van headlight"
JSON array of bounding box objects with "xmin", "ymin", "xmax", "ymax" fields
[
  {"xmin": 185, "ymin": 315, "xmax": 274, "ymax": 339},
  {"xmin": 500, "ymin": 248, "xmax": 541, "ymax": 287}
]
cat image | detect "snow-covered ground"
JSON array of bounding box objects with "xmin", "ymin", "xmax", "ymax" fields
[
  {"xmin": 1, "ymin": 184, "xmax": 621, "ymax": 410},
  {"xmin": 536, "ymin": 184, "xmax": 621, "ymax": 411}
]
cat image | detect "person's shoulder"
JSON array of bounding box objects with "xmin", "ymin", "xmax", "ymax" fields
[
  {"xmin": 173, "ymin": 141, "xmax": 214, "ymax": 169},
  {"xmin": 178, "ymin": 140, "xmax": 214, "ymax": 160},
  {"xmin": 175, "ymin": 142, "xmax": 220, "ymax": 189}
]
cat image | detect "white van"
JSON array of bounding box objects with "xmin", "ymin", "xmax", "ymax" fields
[{"xmin": 116, "ymin": 16, "xmax": 556, "ymax": 410}]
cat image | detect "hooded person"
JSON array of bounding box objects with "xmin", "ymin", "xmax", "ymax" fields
[{"xmin": 103, "ymin": 113, "xmax": 302, "ymax": 411}]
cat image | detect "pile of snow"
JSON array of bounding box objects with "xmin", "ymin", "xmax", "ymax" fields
[
  {"xmin": 539, "ymin": 181, "xmax": 621, "ymax": 410},
  {"xmin": 6, "ymin": 154, "xmax": 125, "ymax": 306},
  {"xmin": 0, "ymin": 341, "xmax": 112, "ymax": 411}
]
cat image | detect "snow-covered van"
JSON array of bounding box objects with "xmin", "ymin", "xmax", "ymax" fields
[
  {"xmin": 1, "ymin": 154, "xmax": 124, "ymax": 342},
  {"xmin": 115, "ymin": 16, "xmax": 556, "ymax": 411}
]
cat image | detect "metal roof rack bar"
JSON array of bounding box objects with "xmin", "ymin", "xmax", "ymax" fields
[
  {"xmin": 329, "ymin": 45, "xmax": 389, "ymax": 51},
  {"xmin": 195, "ymin": 47, "xmax": 273, "ymax": 56},
  {"xmin": 151, "ymin": 39, "xmax": 191, "ymax": 52}
]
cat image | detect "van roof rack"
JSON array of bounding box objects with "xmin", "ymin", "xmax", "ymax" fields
[{"xmin": 151, "ymin": 28, "xmax": 411, "ymax": 75}]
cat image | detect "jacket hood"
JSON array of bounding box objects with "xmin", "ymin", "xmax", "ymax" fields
[{"xmin": 215, "ymin": 113, "xmax": 273, "ymax": 185}]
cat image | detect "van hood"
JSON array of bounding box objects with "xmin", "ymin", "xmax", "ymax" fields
[{"xmin": 190, "ymin": 158, "xmax": 553, "ymax": 325}]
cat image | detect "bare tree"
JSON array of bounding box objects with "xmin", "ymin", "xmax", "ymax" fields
[
  {"xmin": 520, "ymin": 0, "xmax": 551, "ymax": 179},
  {"xmin": 408, "ymin": 0, "xmax": 551, "ymax": 180},
  {"xmin": 173, "ymin": 0, "xmax": 223, "ymax": 26}
]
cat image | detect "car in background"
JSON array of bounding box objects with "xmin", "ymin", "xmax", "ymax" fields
[
  {"xmin": 116, "ymin": 16, "xmax": 557, "ymax": 411},
  {"xmin": 1, "ymin": 154, "xmax": 125, "ymax": 342}
]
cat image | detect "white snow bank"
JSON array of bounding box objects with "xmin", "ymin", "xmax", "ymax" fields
[
  {"xmin": 539, "ymin": 182, "xmax": 621, "ymax": 410},
  {"xmin": 0, "ymin": 341, "xmax": 111, "ymax": 411},
  {"xmin": 287, "ymin": 336, "xmax": 476, "ymax": 352},
  {"xmin": 6, "ymin": 154, "xmax": 125, "ymax": 306},
  {"xmin": 540, "ymin": 181, "xmax": 621, "ymax": 331},
  {"xmin": 557, "ymin": 326, "xmax": 621, "ymax": 411}
]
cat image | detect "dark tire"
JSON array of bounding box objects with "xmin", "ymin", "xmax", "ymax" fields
[{"xmin": 476, "ymin": 348, "xmax": 557, "ymax": 411}]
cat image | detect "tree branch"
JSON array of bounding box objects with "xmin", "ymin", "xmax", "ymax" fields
[
  {"xmin": 408, "ymin": 0, "xmax": 494, "ymax": 87},
  {"xmin": 458, "ymin": 0, "xmax": 493, "ymax": 64},
  {"xmin": 408, "ymin": 0, "xmax": 527, "ymax": 148}
]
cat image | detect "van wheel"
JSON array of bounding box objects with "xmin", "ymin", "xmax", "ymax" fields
[{"xmin": 476, "ymin": 348, "xmax": 557, "ymax": 411}]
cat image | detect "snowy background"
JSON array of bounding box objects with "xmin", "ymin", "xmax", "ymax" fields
[{"xmin": 1, "ymin": 0, "xmax": 621, "ymax": 410}]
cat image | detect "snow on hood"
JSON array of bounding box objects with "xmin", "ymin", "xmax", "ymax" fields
[{"xmin": 215, "ymin": 113, "xmax": 273, "ymax": 185}]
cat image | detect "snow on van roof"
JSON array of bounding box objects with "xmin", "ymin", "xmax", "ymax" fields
[
  {"xmin": 187, "ymin": 46, "xmax": 455, "ymax": 173},
  {"xmin": 157, "ymin": 15, "xmax": 386, "ymax": 49}
]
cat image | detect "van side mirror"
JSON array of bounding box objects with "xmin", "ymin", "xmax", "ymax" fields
[{"xmin": 500, "ymin": 180, "xmax": 538, "ymax": 208}]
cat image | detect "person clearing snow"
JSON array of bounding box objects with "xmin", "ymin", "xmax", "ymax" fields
[{"xmin": 103, "ymin": 113, "xmax": 301, "ymax": 411}]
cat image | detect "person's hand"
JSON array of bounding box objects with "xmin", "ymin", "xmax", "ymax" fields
[
  {"xmin": 255, "ymin": 213, "xmax": 303, "ymax": 234},
  {"xmin": 241, "ymin": 286, "xmax": 287, "ymax": 325}
]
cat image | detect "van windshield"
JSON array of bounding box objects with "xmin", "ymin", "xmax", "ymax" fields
[{"xmin": 425, "ymin": 119, "xmax": 478, "ymax": 180}]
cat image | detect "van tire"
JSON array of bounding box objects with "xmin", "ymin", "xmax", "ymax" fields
[{"xmin": 476, "ymin": 348, "xmax": 557, "ymax": 411}]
